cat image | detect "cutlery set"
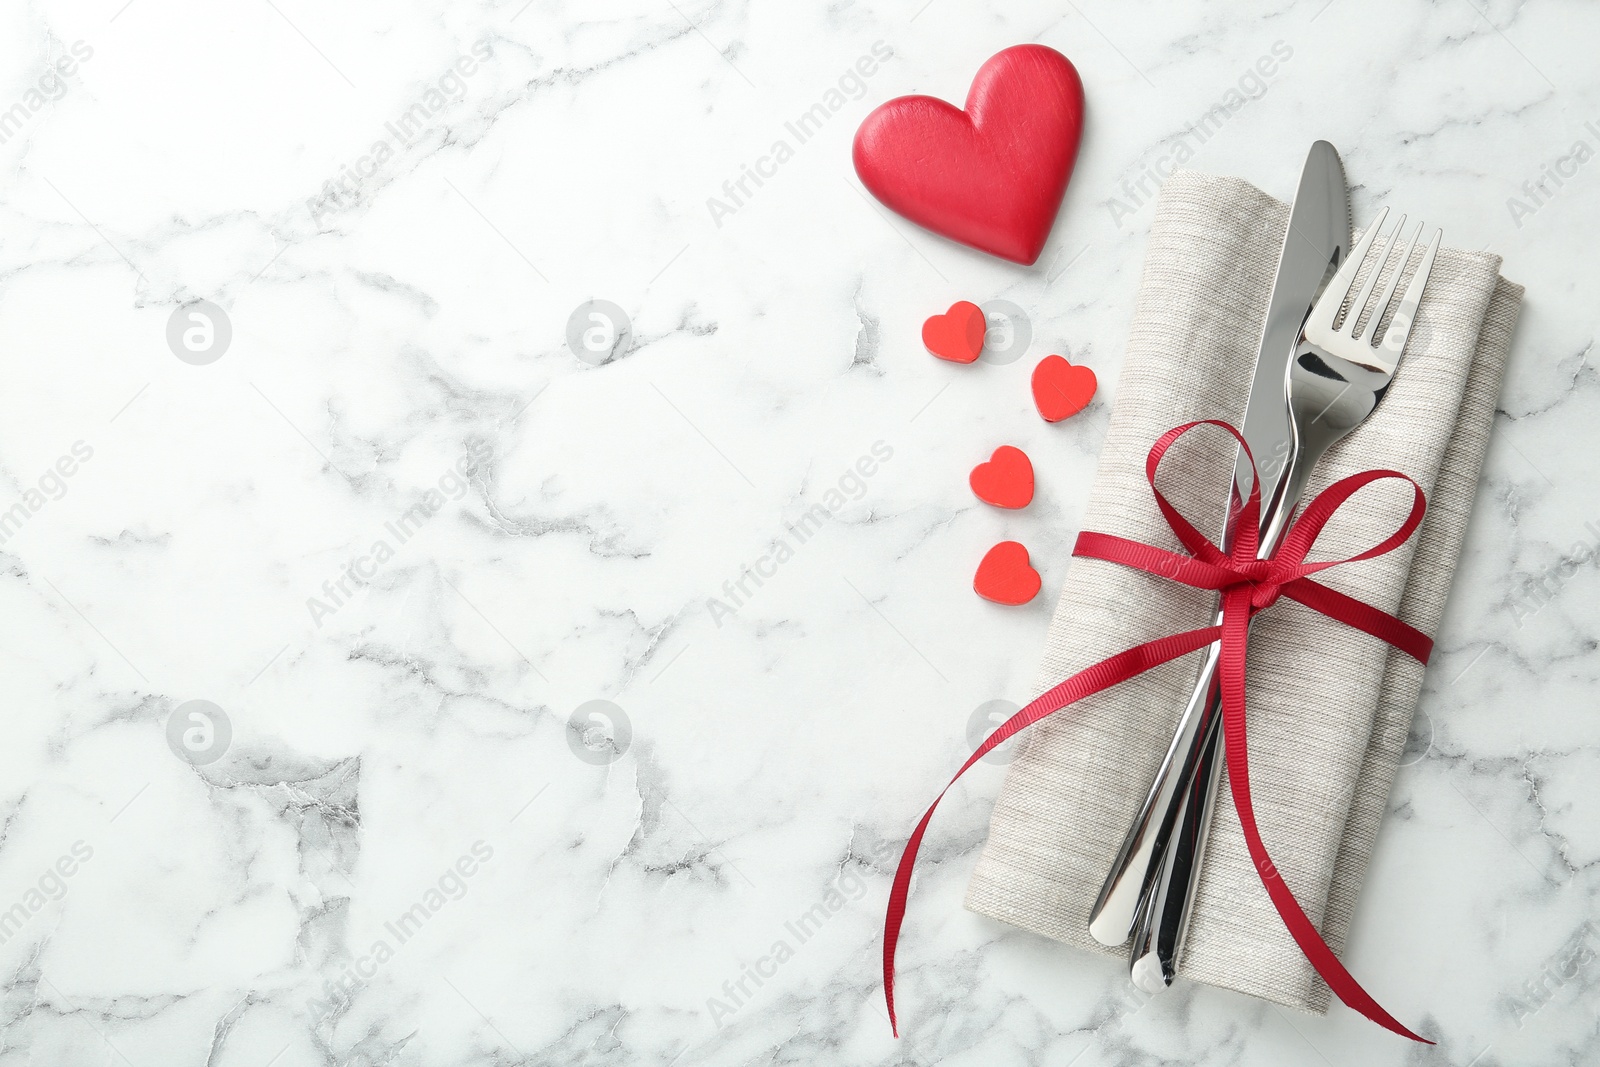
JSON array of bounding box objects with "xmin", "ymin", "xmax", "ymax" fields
[{"xmin": 1086, "ymin": 142, "xmax": 1443, "ymax": 991}]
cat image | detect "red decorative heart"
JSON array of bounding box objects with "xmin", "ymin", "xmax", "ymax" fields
[
  {"xmin": 922, "ymin": 301, "xmax": 986, "ymax": 364},
  {"xmin": 1032, "ymin": 354, "xmax": 1097, "ymax": 422},
  {"xmin": 969, "ymin": 445, "xmax": 1034, "ymax": 509},
  {"xmin": 974, "ymin": 541, "xmax": 1041, "ymax": 605},
  {"xmin": 852, "ymin": 44, "xmax": 1085, "ymax": 266}
]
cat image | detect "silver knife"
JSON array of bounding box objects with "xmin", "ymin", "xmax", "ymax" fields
[{"xmin": 1087, "ymin": 142, "xmax": 1351, "ymax": 960}]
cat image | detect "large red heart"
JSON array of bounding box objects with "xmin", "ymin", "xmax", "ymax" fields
[
  {"xmin": 852, "ymin": 45, "xmax": 1085, "ymax": 265},
  {"xmin": 922, "ymin": 300, "xmax": 986, "ymax": 363},
  {"xmin": 1032, "ymin": 354, "xmax": 1097, "ymax": 422},
  {"xmin": 969, "ymin": 445, "xmax": 1033, "ymax": 509},
  {"xmin": 974, "ymin": 541, "xmax": 1041, "ymax": 605}
]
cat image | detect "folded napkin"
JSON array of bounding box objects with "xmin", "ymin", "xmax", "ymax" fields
[{"xmin": 965, "ymin": 170, "xmax": 1523, "ymax": 1012}]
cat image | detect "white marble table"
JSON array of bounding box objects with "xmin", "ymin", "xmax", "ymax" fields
[{"xmin": 0, "ymin": 1, "xmax": 1594, "ymax": 1064}]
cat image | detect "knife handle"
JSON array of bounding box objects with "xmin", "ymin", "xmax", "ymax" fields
[{"xmin": 1086, "ymin": 634, "xmax": 1224, "ymax": 947}]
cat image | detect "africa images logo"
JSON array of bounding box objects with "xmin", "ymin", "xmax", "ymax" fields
[
  {"xmin": 305, "ymin": 443, "xmax": 491, "ymax": 627},
  {"xmin": 308, "ymin": 39, "xmax": 494, "ymax": 227},
  {"xmin": 308, "ymin": 841, "xmax": 494, "ymax": 1020},
  {"xmin": 706, "ymin": 440, "xmax": 893, "ymax": 627}
]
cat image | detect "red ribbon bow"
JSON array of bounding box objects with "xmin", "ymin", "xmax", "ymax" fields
[{"xmin": 884, "ymin": 421, "xmax": 1435, "ymax": 1044}]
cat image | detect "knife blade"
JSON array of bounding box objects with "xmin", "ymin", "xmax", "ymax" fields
[
  {"xmin": 1086, "ymin": 141, "xmax": 1350, "ymax": 956},
  {"xmin": 1126, "ymin": 141, "xmax": 1351, "ymax": 990}
]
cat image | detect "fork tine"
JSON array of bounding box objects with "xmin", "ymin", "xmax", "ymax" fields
[
  {"xmin": 1305, "ymin": 207, "xmax": 1388, "ymax": 337},
  {"xmin": 1365, "ymin": 219, "xmax": 1423, "ymax": 348},
  {"xmin": 1377, "ymin": 227, "xmax": 1441, "ymax": 363},
  {"xmin": 1343, "ymin": 214, "xmax": 1405, "ymax": 340}
]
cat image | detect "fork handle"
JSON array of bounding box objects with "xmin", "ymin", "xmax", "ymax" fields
[{"xmin": 1129, "ymin": 696, "xmax": 1223, "ymax": 989}]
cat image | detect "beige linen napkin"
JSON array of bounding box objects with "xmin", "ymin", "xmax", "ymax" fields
[{"xmin": 965, "ymin": 170, "xmax": 1523, "ymax": 1012}]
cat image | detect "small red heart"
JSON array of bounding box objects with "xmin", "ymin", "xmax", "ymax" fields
[
  {"xmin": 853, "ymin": 45, "xmax": 1085, "ymax": 265},
  {"xmin": 1032, "ymin": 354, "xmax": 1097, "ymax": 422},
  {"xmin": 969, "ymin": 445, "xmax": 1034, "ymax": 509},
  {"xmin": 974, "ymin": 541, "xmax": 1041, "ymax": 605},
  {"xmin": 922, "ymin": 301, "xmax": 986, "ymax": 364}
]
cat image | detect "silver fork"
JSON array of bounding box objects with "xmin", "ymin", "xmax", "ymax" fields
[
  {"xmin": 1261, "ymin": 207, "xmax": 1440, "ymax": 537},
  {"xmin": 1109, "ymin": 208, "xmax": 1442, "ymax": 989}
]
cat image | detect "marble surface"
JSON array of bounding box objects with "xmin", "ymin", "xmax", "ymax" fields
[{"xmin": 0, "ymin": 0, "xmax": 1595, "ymax": 1064}]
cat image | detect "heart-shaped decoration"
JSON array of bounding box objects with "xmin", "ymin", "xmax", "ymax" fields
[
  {"xmin": 922, "ymin": 301, "xmax": 986, "ymax": 364},
  {"xmin": 852, "ymin": 44, "xmax": 1085, "ymax": 265},
  {"xmin": 974, "ymin": 541, "xmax": 1041, "ymax": 605},
  {"xmin": 969, "ymin": 445, "xmax": 1033, "ymax": 509},
  {"xmin": 1032, "ymin": 354, "xmax": 1097, "ymax": 422}
]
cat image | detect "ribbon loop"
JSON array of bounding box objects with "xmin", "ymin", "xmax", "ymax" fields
[{"xmin": 883, "ymin": 421, "xmax": 1436, "ymax": 1045}]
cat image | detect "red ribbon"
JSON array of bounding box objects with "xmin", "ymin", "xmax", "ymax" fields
[{"xmin": 883, "ymin": 421, "xmax": 1436, "ymax": 1044}]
